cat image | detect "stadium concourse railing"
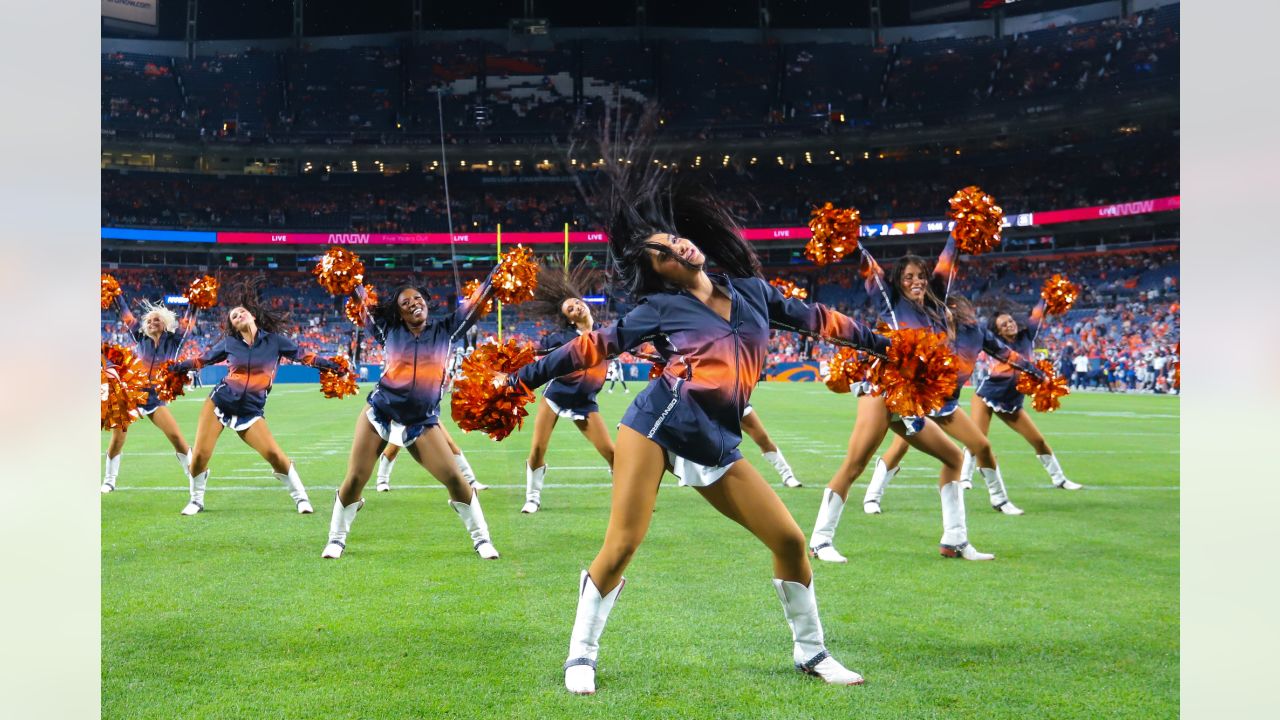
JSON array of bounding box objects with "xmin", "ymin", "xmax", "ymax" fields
[{"xmin": 100, "ymin": 78, "xmax": 1177, "ymax": 150}]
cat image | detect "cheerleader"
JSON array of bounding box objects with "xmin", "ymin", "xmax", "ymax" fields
[
  {"xmin": 809, "ymin": 251, "xmax": 996, "ymax": 564},
  {"xmin": 374, "ymin": 427, "xmax": 487, "ymax": 493},
  {"xmin": 970, "ymin": 304, "xmax": 1082, "ymax": 490},
  {"xmin": 321, "ymin": 275, "xmax": 500, "ymax": 560},
  {"xmin": 101, "ymin": 300, "xmax": 192, "ymax": 493},
  {"xmin": 504, "ymin": 148, "xmax": 888, "ymax": 693},
  {"xmin": 521, "ymin": 261, "xmax": 614, "ymax": 514},
  {"xmin": 171, "ymin": 280, "xmax": 344, "ymax": 515},
  {"xmin": 862, "ymin": 295, "xmax": 1026, "ymax": 515}
]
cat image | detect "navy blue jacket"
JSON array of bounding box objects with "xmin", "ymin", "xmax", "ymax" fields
[
  {"xmin": 127, "ymin": 320, "xmax": 185, "ymax": 409},
  {"xmin": 177, "ymin": 331, "xmax": 340, "ymax": 417},
  {"xmin": 515, "ymin": 274, "xmax": 887, "ymax": 467},
  {"xmin": 539, "ymin": 324, "xmax": 607, "ymax": 415},
  {"xmin": 978, "ymin": 300, "xmax": 1045, "ymax": 402},
  {"xmin": 363, "ymin": 273, "xmax": 492, "ymax": 427},
  {"xmin": 951, "ymin": 323, "xmax": 1017, "ymax": 402}
]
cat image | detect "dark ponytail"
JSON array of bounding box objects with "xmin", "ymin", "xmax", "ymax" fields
[{"xmin": 570, "ymin": 106, "xmax": 762, "ymax": 299}]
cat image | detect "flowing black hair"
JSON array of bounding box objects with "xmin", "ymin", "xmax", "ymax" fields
[
  {"xmin": 887, "ymin": 254, "xmax": 952, "ymax": 337},
  {"xmin": 525, "ymin": 258, "xmax": 601, "ymax": 327},
  {"xmin": 569, "ymin": 105, "xmax": 762, "ymax": 298},
  {"xmin": 946, "ymin": 293, "xmax": 978, "ymax": 328},
  {"xmin": 221, "ymin": 274, "xmax": 288, "ymax": 335}
]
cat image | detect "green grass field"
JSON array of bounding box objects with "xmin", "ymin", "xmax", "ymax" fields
[{"xmin": 101, "ymin": 382, "xmax": 1178, "ymax": 719}]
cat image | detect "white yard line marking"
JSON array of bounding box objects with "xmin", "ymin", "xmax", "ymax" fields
[
  {"xmin": 795, "ymin": 448, "xmax": 1175, "ymax": 455},
  {"xmin": 115, "ymin": 483, "xmax": 1179, "ymax": 492},
  {"xmin": 1054, "ymin": 411, "xmax": 1180, "ymax": 419}
]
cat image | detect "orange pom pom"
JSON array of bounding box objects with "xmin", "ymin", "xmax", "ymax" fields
[
  {"xmin": 825, "ymin": 347, "xmax": 883, "ymax": 394},
  {"xmin": 769, "ymin": 278, "xmax": 809, "ymax": 301},
  {"xmin": 492, "ymin": 245, "xmax": 538, "ymax": 305},
  {"xmin": 1174, "ymin": 342, "xmax": 1180, "ymax": 389},
  {"xmin": 101, "ymin": 273, "xmax": 122, "ymax": 311},
  {"xmin": 648, "ymin": 361, "xmax": 664, "ymax": 380},
  {"xmin": 1015, "ymin": 359, "xmax": 1070, "ymax": 413},
  {"xmin": 450, "ymin": 340, "xmax": 538, "ymax": 440},
  {"xmin": 153, "ymin": 360, "xmax": 189, "ymax": 403},
  {"xmin": 101, "ymin": 345, "xmax": 151, "ymax": 430},
  {"xmin": 344, "ymin": 284, "xmax": 379, "ymax": 325},
  {"xmin": 877, "ymin": 328, "xmax": 959, "ymax": 417},
  {"xmin": 462, "ymin": 278, "xmax": 495, "ymax": 316},
  {"xmin": 1040, "ymin": 274, "xmax": 1081, "ymax": 316},
  {"xmin": 184, "ymin": 275, "xmax": 220, "ymax": 309},
  {"xmin": 101, "ymin": 341, "xmax": 128, "ymax": 369},
  {"xmin": 947, "ymin": 186, "xmax": 1004, "ymax": 255},
  {"xmin": 318, "ymin": 356, "xmax": 359, "ymax": 399},
  {"xmin": 313, "ymin": 247, "xmax": 366, "ymax": 296},
  {"xmin": 804, "ymin": 203, "xmax": 862, "ymax": 266}
]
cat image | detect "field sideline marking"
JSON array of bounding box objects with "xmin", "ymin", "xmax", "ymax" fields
[{"xmin": 113, "ymin": 483, "xmax": 1179, "ymax": 492}]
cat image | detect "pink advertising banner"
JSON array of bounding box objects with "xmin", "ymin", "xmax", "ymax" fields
[
  {"xmin": 113, "ymin": 195, "xmax": 1179, "ymax": 246},
  {"xmin": 1031, "ymin": 196, "xmax": 1180, "ymax": 226}
]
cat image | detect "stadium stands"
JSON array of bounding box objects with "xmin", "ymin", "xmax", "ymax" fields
[{"xmin": 100, "ymin": 7, "xmax": 1177, "ymax": 141}]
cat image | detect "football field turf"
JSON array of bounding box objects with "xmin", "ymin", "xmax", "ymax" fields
[{"xmin": 101, "ymin": 382, "xmax": 1178, "ymax": 719}]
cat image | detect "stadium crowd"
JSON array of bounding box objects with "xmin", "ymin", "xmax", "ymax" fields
[
  {"xmin": 102, "ymin": 6, "xmax": 1177, "ymax": 140},
  {"xmin": 101, "ymin": 132, "xmax": 1177, "ymax": 232},
  {"xmin": 102, "ymin": 242, "xmax": 1178, "ymax": 394}
]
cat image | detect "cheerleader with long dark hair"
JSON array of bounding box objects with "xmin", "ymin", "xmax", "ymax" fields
[
  {"xmin": 970, "ymin": 303, "xmax": 1082, "ymax": 490},
  {"xmin": 861, "ymin": 294, "xmax": 1027, "ymax": 514},
  {"xmin": 500, "ymin": 118, "xmax": 895, "ymax": 693},
  {"xmin": 808, "ymin": 248, "xmax": 997, "ymax": 563},
  {"xmin": 519, "ymin": 260, "xmax": 615, "ymax": 514},
  {"xmin": 101, "ymin": 300, "xmax": 192, "ymax": 493},
  {"xmin": 321, "ymin": 275, "xmax": 501, "ymax": 559},
  {"xmin": 171, "ymin": 278, "xmax": 344, "ymax": 515}
]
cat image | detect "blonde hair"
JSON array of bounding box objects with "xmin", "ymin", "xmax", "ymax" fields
[{"xmin": 140, "ymin": 300, "xmax": 179, "ymax": 333}]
